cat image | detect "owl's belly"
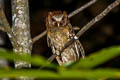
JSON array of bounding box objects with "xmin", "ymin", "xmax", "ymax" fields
[
  {"xmin": 48, "ymin": 29, "xmax": 79, "ymax": 65},
  {"xmin": 52, "ymin": 31, "xmax": 69, "ymax": 49},
  {"xmin": 51, "ymin": 33, "xmax": 77, "ymax": 63}
]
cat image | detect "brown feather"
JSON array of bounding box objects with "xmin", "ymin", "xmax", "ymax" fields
[{"xmin": 46, "ymin": 11, "xmax": 85, "ymax": 65}]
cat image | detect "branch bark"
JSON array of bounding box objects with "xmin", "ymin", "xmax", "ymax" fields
[
  {"xmin": 11, "ymin": 0, "xmax": 32, "ymax": 71},
  {"xmin": 0, "ymin": 1, "xmax": 9, "ymax": 80},
  {"xmin": 68, "ymin": 0, "xmax": 97, "ymax": 18},
  {"xmin": 11, "ymin": 0, "xmax": 32, "ymax": 69},
  {"xmin": 0, "ymin": 25, "xmax": 5, "ymax": 31},
  {"xmin": 32, "ymin": 30, "xmax": 47, "ymax": 44},
  {"xmin": 11, "ymin": 0, "xmax": 33, "ymax": 80},
  {"xmin": 0, "ymin": 8, "xmax": 19, "ymax": 49}
]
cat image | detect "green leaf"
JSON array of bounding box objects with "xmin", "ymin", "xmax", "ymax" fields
[
  {"xmin": 0, "ymin": 48, "xmax": 57, "ymax": 68},
  {"xmin": 71, "ymin": 46, "xmax": 120, "ymax": 69},
  {"xmin": 0, "ymin": 69, "xmax": 58, "ymax": 78},
  {"xmin": 59, "ymin": 68, "xmax": 120, "ymax": 79},
  {"xmin": 0, "ymin": 68, "xmax": 120, "ymax": 79}
]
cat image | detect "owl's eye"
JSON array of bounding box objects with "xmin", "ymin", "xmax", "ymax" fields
[
  {"xmin": 51, "ymin": 18, "xmax": 55, "ymax": 22},
  {"xmin": 61, "ymin": 16, "xmax": 64, "ymax": 21}
]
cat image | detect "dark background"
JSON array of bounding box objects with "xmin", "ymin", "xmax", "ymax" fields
[{"xmin": 1, "ymin": 0, "xmax": 120, "ymax": 68}]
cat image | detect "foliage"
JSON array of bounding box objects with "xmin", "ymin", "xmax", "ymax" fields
[{"xmin": 0, "ymin": 46, "xmax": 120, "ymax": 79}]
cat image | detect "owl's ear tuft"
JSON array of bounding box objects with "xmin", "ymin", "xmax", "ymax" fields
[
  {"xmin": 63, "ymin": 11, "xmax": 68, "ymax": 18},
  {"xmin": 48, "ymin": 12, "xmax": 53, "ymax": 15}
]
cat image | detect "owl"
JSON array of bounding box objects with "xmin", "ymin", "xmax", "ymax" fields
[{"xmin": 46, "ymin": 11, "xmax": 85, "ymax": 65}]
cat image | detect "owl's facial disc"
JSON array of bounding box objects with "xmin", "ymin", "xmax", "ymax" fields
[
  {"xmin": 52, "ymin": 14, "xmax": 64, "ymax": 22},
  {"xmin": 52, "ymin": 14, "xmax": 64, "ymax": 27}
]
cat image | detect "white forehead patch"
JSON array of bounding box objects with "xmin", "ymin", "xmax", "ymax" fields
[{"xmin": 52, "ymin": 14, "xmax": 64, "ymax": 21}]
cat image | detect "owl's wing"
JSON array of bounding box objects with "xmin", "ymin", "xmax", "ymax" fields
[
  {"xmin": 69, "ymin": 24, "xmax": 85, "ymax": 59},
  {"xmin": 74, "ymin": 40, "xmax": 85, "ymax": 59},
  {"xmin": 47, "ymin": 35, "xmax": 56, "ymax": 54},
  {"xmin": 47, "ymin": 35, "xmax": 63, "ymax": 65},
  {"xmin": 47, "ymin": 35, "xmax": 51, "ymax": 47},
  {"xmin": 70, "ymin": 36, "xmax": 85, "ymax": 59}
]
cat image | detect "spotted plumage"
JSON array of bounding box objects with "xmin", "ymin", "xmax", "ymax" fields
[{"xmin": 46, "ymin": 11, "xmax": 85, "ymax": 65}]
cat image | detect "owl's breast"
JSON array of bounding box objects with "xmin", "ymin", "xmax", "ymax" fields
[{"xmin": 49, "ymin": 28, "xmax": 70, "ymax": 48}]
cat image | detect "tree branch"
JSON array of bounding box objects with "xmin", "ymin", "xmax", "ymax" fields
[
  {"xmin": 0, "ymin": 1, "xmax": 9, "ymax": 80},
  {"xmin": 11, "ymin": 0, "xmax": 32, "ymax": 69},
  {"xmin": 0, "ymin": 9, "xmax": 18, "ymax": 48},
  {"xmin": 47, "ymin": 0, "xmax": 120, "ymax": 63},
  {"xmin": 0, "ymin": 25, "xmax": 5, "ymax": 31},
  {"xmin": 68, "ymin": 0, "xmax": 97, "ymax": 18},
  {"xmin": 32, "ymin": 0, "xmax": 97, "ymax": 44},
  {"xmin": 32, "ymin": 27, "xmax": 80, "ymax": 43},
  {"xmin": 11, "ymin": 0, "xmax": 33, "ymax": 80},
  {"xmin": 32, "ymin": 30, "xmax": 47, "ymax": 44}
]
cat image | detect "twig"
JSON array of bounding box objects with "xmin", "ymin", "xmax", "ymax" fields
[
  {"xmin": 0, "ymin": 25, "xmax": 5, "ymax": 31},
  {"xmin": 47, "ymin": 0, "xmax": 120, "ymax": 63},
  {"xmin": 0, "ymin": 0, "xmax": 4, "ymax": 9},
  {"xmin": 32, "ymin": 0, "xmax": 97, "ymax": 44},
  {"xmin": 0, "ymin": 1, "xmax": 9, "ymax": 80},
  {"xmin": 0, "ymin": 9, "xmax": 18, "ymax": 48},
  {"xmin": 32, "ymin": 27, "xmax": 80, "ymax": 43},
  {"xmin": 32, "ymin": 30, "xmax": 47, "ymax": 44},
  {"xmin": 68, "ymin": 0, "xmax": 97, "ymax": 18},
  {"xmin": 73, "ymin": 26, "xmax": 80, "ymax": 30}
]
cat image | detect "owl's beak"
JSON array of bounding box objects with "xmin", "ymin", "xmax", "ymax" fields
[{"xmin": 57, "ymin": 23, "xmax": 60, "ymax": 27}]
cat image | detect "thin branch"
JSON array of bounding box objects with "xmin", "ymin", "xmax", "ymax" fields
[
  {"xmin": 0, "ymin": 0, "xmax": 4, "ymax": 9},
  {"xmin": 68, "ymin": 0, "xmax": 97, "ymax": 18},
  {"xmin": 75, "ymin": 0, "xmax": 120, "ymax": 38},
  {"xmin": 0, "ymin": 9, "xmax": 18, "ymax": 48},
  {"xmin": 47, "ymin": 0, "xmax": 120, "ymax": 63},
  {"xmin": 32, "ymin": 30, "xmax": 47, "ymax": 44},
  {"xmin": 32, "ymin": 27, "xmax": 80, "ymax": 43},
  {"xmin": 0, "ymin": 1, "xmax": 9, "ymax": 80},
  {"xmin": 73, "ymin": 26, "xmax": 80, "ymax": 30},
  {"xmin": 32, "ymin": 0, "xmax": 97, "ymax": 44},
  {"xmin": 0, "ymin": 25, "xmax": 5, "ymax": 31}
]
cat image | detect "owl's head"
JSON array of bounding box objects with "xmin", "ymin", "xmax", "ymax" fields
[{"xmin": 46, "ymin": 11, "xmax": 69, "ymax": 27}]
